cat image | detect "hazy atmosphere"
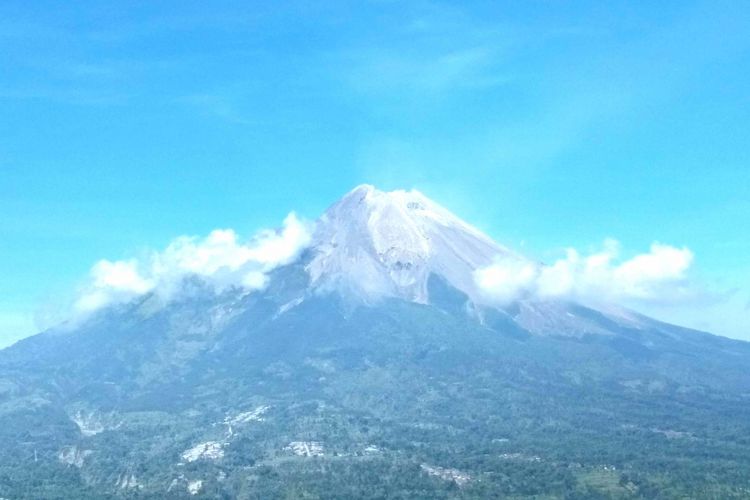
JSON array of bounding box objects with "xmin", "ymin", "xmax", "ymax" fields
[
  {"xmin": 2, "ymin": 2, "xmax": 750, "ymax": 498},
  {"xmin": 3, "ymin": 1, "xmax": 749, "ymax": 348}
]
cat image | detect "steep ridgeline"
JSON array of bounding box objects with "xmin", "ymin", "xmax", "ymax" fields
[
  {"xmin": 1, "ymin": 186, "xmax": 750, "ymax": 499},
  {"xmin": 308, "ymin": 184, "xmax": 519, "ymax": 303}
]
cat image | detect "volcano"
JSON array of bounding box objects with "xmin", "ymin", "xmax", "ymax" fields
[{"xmin": 1, "ymin": 186, "xmax": 749, "ymax": 499}]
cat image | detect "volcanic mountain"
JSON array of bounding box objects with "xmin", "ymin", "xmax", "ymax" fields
[{"xmin": 1, "ymin": 186, "xmax": 749, "ymax": 499}]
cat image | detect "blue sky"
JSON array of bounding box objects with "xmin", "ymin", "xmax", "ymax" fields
[{"xmin": 1, "ymin": 0, "xmax": 749, "ymax": 346}]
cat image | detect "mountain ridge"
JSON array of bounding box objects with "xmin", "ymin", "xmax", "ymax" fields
[
  {"xmin": 307, "ymin": 184, "xmax": 520, "ymax": 306},
  {"xmin": 1, "ymin": 186, "xmax": 749, "ymax": 498}
]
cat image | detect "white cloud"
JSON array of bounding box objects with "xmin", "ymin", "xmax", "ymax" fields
[
  {"xmin": 475, "ymin": 239, "xmax": 694, "ymax": 306},
  {"xmin": 74, "ymin": 260, "xmax": 154, "ymax": 312},
  {"xmin": 473, "ymin": 258, "xmax": 538, "ymax": 303},
  {"xmin": 74, "ymin": 213, "xmax": 312, "ymax": 314}
]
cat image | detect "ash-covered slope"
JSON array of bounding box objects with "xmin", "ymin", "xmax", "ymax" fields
[
  {"xmin": 307, "ymin": 184, "xmax": 521, "ymax": 304},
  {"xmin": 1, "ymin": 186, "xmax": 750, "ymax": 499},
  {"xmin": 304, "ymin": 185, "xmax": 652, "ymax": 339}
]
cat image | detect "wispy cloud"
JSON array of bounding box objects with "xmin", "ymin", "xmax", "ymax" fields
[
  {"xmin": 178, "ymin": 92, "xmax": 252, "ymax": 124},
  {"xmin": 0, "ymin": 86, "xmax": 129, "ymax": 106},
  {"xmin": 336, "ymin": 2, "xmax": 520, "ymax": 96},
  {"xmin": 344, "ymin": 45, "xmax": 511, "ymax": 94},
  {"xmin": 0, "ymin": 55, "xmax": 147, "ymax": 105}
]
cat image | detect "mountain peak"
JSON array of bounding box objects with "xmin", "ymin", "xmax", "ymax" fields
[
  {"xmin": 306, "ymin": 185, "xmax": 516, "ymax": 304},
  {"xmin": 344, "ymin": 183, "xmax": 376, "ymax": 197},
  {"xmin": 327, "ymin": 184, "xmax": 497, "ymax": 245}
]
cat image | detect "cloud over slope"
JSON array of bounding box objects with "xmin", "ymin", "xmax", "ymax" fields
[
  {"xmin": 475, "ymin": 239, "xmax": 694, "ymax": 305},
  {"xmin": 75, "ymin": 213, "xmax": 311, "ymax": 313}
]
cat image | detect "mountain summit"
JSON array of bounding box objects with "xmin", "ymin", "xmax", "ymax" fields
[
  {"xmin": 308, "ymin": 185, "xmax": 518, "ymax": 304},
  {"xmin": 1, "ymin": 186, "xmax": 750, "ymax": 498},
  {"xmin": 303, "ymin": 186, "xmax": 642, "ymax": 338}
]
